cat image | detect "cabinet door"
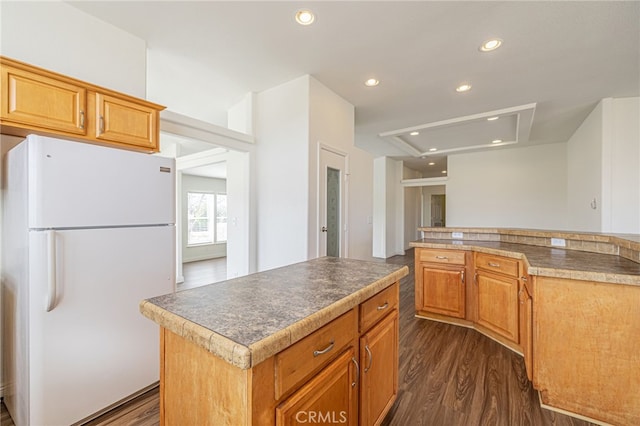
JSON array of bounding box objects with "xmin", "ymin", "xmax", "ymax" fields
[
  {"xmin": 418, "ymin": 266, "xmax": 466, "ymax": 318},
  {"xmin": 94, "ymin": 92, "xmax": 158, "ymax": 151},
  {"xmin": 0, "ymin": 64, "xmax": 86, "ymax": 135},
  {"xmin": 276, "ymin": 348, "xmax": 358, "ymax": 426},
  {"xmin": 518, "ymin": 279, "xmax": 533, "ymax": 380},
  {"xmin": 360, "ymin": 310, "xmax": 398, "ymax": 426},
  {"xmin": 476, "ymin": 270, "xmax": 519, "ymax": 343}
]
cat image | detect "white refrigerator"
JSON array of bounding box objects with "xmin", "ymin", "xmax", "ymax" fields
[{"xmin": 2, "ymin": 135, "xmax": 175, "ymax": 426}]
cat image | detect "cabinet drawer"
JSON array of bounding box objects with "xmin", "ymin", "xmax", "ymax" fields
[
  {"xmin": 275, "ymin": 308, "xmax": 357, "ymax": 400},
  {"xmin": 360, "ymin": 283, "xmax": 398, "ymax": 333},
  {"xmin": 418, "ymin": 248, "xmax": 466, "ymax": 265},
  {"xmin": 475, "ymin": 253, "xmax": 519, "ymax": 277}
]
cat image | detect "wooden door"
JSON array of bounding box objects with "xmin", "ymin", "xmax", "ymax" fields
[
  {"xmin": 360, "ymin": 310, "xmax": 398, "ymax": 426},
  {"xmin": 476, "ymin": 270, "xmax": 519, "ymax": 343},
  {"xmin": 418, "ymin": 266, "xmax": 466, "ymax": 318},
  {"xmin": 276, "ymin": 347, "xmax": 358, "ymax": 426},
  {"xmin": 94, "ymin": 92, "xmax": 158, "ymax": 150},
  {"xmin": 0, "ymin": 63, "xmax": 86, "ymax": 135}
]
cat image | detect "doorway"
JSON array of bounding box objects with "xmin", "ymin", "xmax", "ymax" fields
[{"xmin": 319, "ymin": 146, "xmax": 348, "ymax": 257}]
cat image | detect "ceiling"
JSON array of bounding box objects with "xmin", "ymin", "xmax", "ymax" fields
[{"xmin": 68, "ymin": 1, "xmax": 640, "ymax": 177}]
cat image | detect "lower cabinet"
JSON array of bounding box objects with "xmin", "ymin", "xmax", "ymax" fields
[
  {"xmin": 159, "ymin": 282, "xmax": 400, "ymax": 426},
  {"xmin": 475, "ymin": 269, "xmax": 519, "ymax": 343},
  {"xmin": 276, "ymin": 348, "xmax": 358, "ymax": 426},
  {"xmin": 415, "ymin": 249, "xmax": 467, "ymax": 319},
  {"xmin": 359, "ymin": 310, "xmax": 398, "ymax": 426}
]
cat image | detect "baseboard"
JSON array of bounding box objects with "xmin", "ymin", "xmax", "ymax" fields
[{"xmin": 537, "ymin": 391, "xmax": 612, "ymax": 426}]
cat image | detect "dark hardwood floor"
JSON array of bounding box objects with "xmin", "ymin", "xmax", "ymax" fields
[{"xmin": 1, "ymin": 250, "xmax": 596, "ymax": 426}]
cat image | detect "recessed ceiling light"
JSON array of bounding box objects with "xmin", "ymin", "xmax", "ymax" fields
[
  {"xmin": 428, "ymin": 162, "xmax": 435, "ymax": 166},
  {"xmin": 441, "ymin": 170, "xmax": 447, "ymax": 174},
  {"xmin": 455, "ymin": 83, "xmax": 472, "ymax": 93},
  {"xmin": 365, "ymin": 78, "xmax": 380, "ymax": 87},
  {"xmin": 429, "ymin": 148, "xmax": 437, "ymax": 152},
  {"xmin": 409, "ymin": 131, "xmax": 420, "ymax": 136},
  {"xmin": 480, "ymin": 38, "xmax": 503, "ymax": 52},
  {"xmin": 295, "ymin": 9, "xmax": 315, "ymax": 25},
  {"xmin": 487, "ymin": 116, "xmax": 499, "ymax": 121},
  {"xmin": 492, "ymin": 139, "xmax": 503, "ymax": 144}
]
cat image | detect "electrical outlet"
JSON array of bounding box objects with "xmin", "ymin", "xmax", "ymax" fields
[
  {"xmin": 551, "ymin": 238, "xmax": 566, "ymax": 247},
  {"xmin": 452, "ymin": 232, "xmax": 464, "ymax": 239}
]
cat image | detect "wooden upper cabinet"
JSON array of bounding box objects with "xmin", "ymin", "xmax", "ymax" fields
[
  {"xmin": 0, "ymin": 56, "xmax": 164, "ymax": 153},
  {"xmin": 93, "ymin": 92, "xmax": 159, "ymax": 151},
  {"xmin": 0, "ymin": 62, "xmax": 86, "ymax": 135}
]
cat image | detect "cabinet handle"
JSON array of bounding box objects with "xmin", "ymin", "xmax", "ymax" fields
[
  {"xmin": 351, "ymin": 357, "xmax": 359, "ymax": 387},
  {"xmin": 364, "ymin": 345, "xmax": 373, "ymax": 373},
  {"xmin": 488, "ymin": 262, "xmax": 501, "ymax": 268},
  {"xmin": 435, "ymin": 255, "xmax": 448, "ymax": 260},
  {"xmin": 313, "ymin": 340, "xmax": 335, "ymax": 357},
  {"xmin": 474, "ymin": 272, "xmax": 478, "ymax": 285},
  {"xmin": 521, "ymin": 276, "xmax": 528, "ymax": 282},
  {"xmin": 460, "ymin": 271, "xmax": 465, "ymax": 284},
  {"xmin": 377, "ymin": 302, "xmax": 389, "ymax": 311},
  {"xmin": 79, "ymin": 110, "xmax": 85, "ymax": 129},
  {"xmin": 99, "ymin": 115, "xmax": 105, "ymax": 134}
]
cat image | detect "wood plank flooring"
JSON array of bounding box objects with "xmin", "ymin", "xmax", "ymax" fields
[
  {"xmin": 1, "ymin": 250, "xmax": 596, "ymax": 426},
  {"xmin": 177, "ymin": 257, "xmax": 227, "ymax": 291}
]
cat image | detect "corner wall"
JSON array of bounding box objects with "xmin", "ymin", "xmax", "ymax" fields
[
  {"xmin": 0, "ymin": 0, "xmax": 147, "ymax": 98},
  {"xmin": 447, "ymin": 143, "xmax": 568, "ymax": 229}
]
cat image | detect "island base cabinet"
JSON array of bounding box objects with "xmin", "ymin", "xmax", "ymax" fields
[
  {"xmin": 533, "ymin": 277, "xmax": 640, "ymax": 426},
  {"xmin": 276, "ymin": 348, "xmax": 358, "ymax": 426},
  {"xmin": 359, "ymin": 309, "xmax": 398, "ymax": 426}
]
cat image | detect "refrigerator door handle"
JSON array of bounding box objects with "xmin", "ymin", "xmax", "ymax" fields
[{"xmin": 46, "ymin": 230, "xmax": 57, "ymax": 312}]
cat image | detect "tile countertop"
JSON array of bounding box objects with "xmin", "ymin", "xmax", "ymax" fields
[
  {"xmin": 410, "ymin": 239, "xmax": 640, "ymax": 286},
  {"xmin": 139, "ymin": 257, "xmax": 408, "ymax": 370}
]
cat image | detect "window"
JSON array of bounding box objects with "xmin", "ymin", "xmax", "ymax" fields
[{"xmin": 187, "ymin": 192, "xmax": 227, "ymax": 245}]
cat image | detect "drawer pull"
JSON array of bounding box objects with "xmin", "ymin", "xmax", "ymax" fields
[
  {"xmin": 435, "ymin": 255, "xmax": 448, "ymax": 260},
  {"xmin": 313, "ymin": 340, "xmax": 335, "ymax": 357},
  {"xmin": 364, "ymin": 345, "xmax": 373, "ymax": 373},
  {"xmin": 351, "ymin": 357, "xmax": 359, "ymax": 387},
  {"xmin": 488, "ymin": 262, "xmax": 501, "ymax": 268},
  {"xmin": 377, "ymin": 302, "xmax": 389, "ymax": 311}
]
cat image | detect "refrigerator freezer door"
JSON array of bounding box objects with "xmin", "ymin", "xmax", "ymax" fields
[
  {"xmin": 26, "ymin": 135, "xmax": 175, "ymax": 229},
  {"xmin": 27, "ymin": 226, "xmax": 174, "ymax": 426}
]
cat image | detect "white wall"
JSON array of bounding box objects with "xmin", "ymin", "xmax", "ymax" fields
[
  {"xmin": 372, "ymin": 157, "xmax": 404, "ymax": 258},
  {"xmin": 567, "ymin": 97, "xmax": 640, "ymax": 233},
  {"xmin": 308, "ymin": 77, "xmax": 373, "ymax": 261},
  {"xmin": 226, "ymin": 151, "xmax": 253, "ymax": 278},
  {"xmin": 181, "ymin": 174, "xmax": 226, "ymax": 262},
  {"xmin": 447, "ymin": 143, "xmax": 568, "ymax": 229},
  {"xmin": 603, "ymin": 97, "xmax": 640, "ymax": 233},
  {"xmin": 567, "ymin": 101, "xmax": 603, "ymax": 231},
  {"xmin": 254, "ymin": 76, "xmax": 310, "ymax": 271},
  {"xmin": 0, "ymin": 1, "xmax": 147, "ymax": 98},
  {"xmin": 0, "ymin": 135, "xmax": 23, "ymax": 397}
]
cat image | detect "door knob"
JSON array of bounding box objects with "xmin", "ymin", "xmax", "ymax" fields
[{"xmin": 321, "ymin": 226, "xmax": 327, "ymax": 232}]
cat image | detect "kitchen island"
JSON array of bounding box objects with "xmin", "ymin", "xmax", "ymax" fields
[
  {"xmin": 411, "ymin": 227, "xmax": 640, "ymax": 426},
  {"xmin": 140, "ymin": 257, "xmax": 408, "ymax": 426}
]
